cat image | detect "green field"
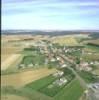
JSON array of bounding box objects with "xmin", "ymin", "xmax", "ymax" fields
[
  {"xmin": 78, "ymin": 71, "xmax": 98, "ymax": 83},
  {"xmin": 54, "ymin": 79, "xmax": 84, "ymax": 100},
  {"xmin": 25, "ymin": 75, "xmax": 56, "ymax": 90},
  {"xmin": 85, "ymin": 44, "xmax": 99, "ymax": 52}
]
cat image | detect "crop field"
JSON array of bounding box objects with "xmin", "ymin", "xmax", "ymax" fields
[
  {"xmin": 1, "ymin": 54, "xmax": 22, "ymax": 71},
  {"xmin": 1, "ymin": 54, "xmax": 11, "ymax": 62},
  {"xmin": 1, "ymin": 68, "xmax": 57, "ymax": 88},
  {"xmin": 51, "ymin": 36, "xmax": 79, "ymax": 46}
]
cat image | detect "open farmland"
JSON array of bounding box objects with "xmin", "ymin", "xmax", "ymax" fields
[
  {"xmin": 1, "ymin": 68, "xmax": 57, "ymax": 88},
  {"xmin": 1, "ymin": 33, "xmax": 99, "ymax": 100},
  {"xmin": 51, "ymin": 36, "xmax": 79, "ymax": 46}
]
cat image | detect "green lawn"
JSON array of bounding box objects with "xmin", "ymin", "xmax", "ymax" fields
[{"xmin": 54, "ymin": 79, "xmax": 84, "ymax": 100}]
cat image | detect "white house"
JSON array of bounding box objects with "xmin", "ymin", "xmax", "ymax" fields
[
  {"xmin": 53, "ymin": 77, "xmax": 67, "ymax": 86},
  {"xmin": 28, "ymin": 63, "xmax": 34, "ymax": 67},
  {"xmin": 61, "ymin": 64, "xmax": 67, "ymax": 68},
  {"xmin": 56, "ymin": 57, "xmax": 60, "ymax": 61},
  {"xmin": 53, "ymin": 71, "xmax": 64, "ymax": 77}
]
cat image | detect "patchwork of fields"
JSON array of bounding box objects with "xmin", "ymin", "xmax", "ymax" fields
[{"xmin": 1, "ymin": 34, "xmax": 99, "ymax": 100}]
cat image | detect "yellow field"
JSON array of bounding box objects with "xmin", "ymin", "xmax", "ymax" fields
[
  {"xmin": 52, "ymin": 36, "xmax": 78, "ymax": 46},
  {"xmin": 1, "ymin": 54, "xmax": 22, "ymax": 71},
  {"xmin": 1, "ymin": 68, "xmax": 57, "ymax": 88}
]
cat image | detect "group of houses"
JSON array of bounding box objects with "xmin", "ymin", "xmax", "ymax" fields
[{"xmin": 52, "ymin": 71, "xmax": 68, "ymax": 86}]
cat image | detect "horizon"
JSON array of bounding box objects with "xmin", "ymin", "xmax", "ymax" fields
[{"xmin": 2, "ymin": 0, "xmax": 99, "ymax": 30}]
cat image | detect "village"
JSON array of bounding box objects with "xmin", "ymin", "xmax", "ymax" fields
[
  {"xmin": 1, "ymin": 34, "xmax": 99, "ymax": 100},
  {"xmin": 17, "ymin": 40, "xmax": 99, "ymax": 91}
]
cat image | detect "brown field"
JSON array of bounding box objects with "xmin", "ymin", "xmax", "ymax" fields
[
  {"xmin": 1, "ymin": 68, "xmax": 57, "ymax": 88},
  {"xmin": 1, "ymin": 94, "xmax": 28, "ymax": 100}
]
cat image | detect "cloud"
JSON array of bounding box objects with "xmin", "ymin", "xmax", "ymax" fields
[{"xmin": 1, "ymin": 0, "xmax": 99, "ymax": 30}]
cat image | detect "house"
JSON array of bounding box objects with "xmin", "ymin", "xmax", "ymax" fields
[
  {"xmin": 61, "ymin": 64, "xmax": 67, "ymax": 68},
  {"xmin": 56, "ymin": 57, "xmax": 60, "ymax": 61},
  {"xmin": 19, "ymin": 64, "xmax": 25, "ymax": 69},
  {"xmin": 53, "ymin": 71, "xmax": 64, "ymax": 77},
  {"xmin": 53, "ymin": 77, "xmax": 67, "ymax": 86},
  {"xmin": 90, "ymin": 62, "xmax": 94, "ymax": 65},
  {"xmin": 28, "ymin": 63, "xmax": 34, "ymax": 67}
]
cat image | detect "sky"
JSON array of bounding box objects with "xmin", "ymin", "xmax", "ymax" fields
[{"xmin": 2, "ymin": 0, "xmax": 99, "ymax": 30}]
